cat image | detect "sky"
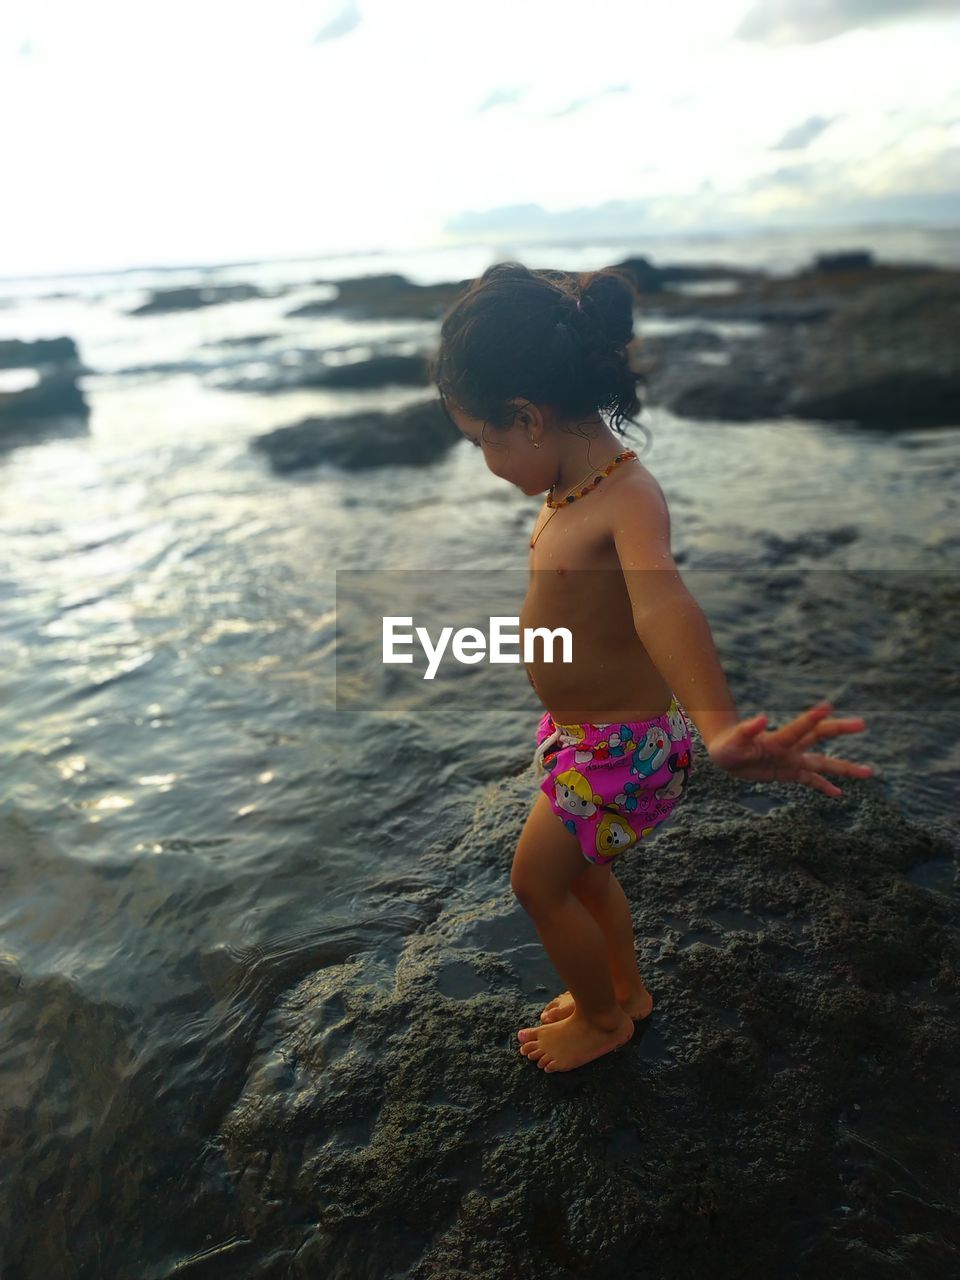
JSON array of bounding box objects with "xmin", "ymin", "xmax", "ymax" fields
[{"xmin": 1, "ymin": 0, "xmax": 958, "ymax": 277}]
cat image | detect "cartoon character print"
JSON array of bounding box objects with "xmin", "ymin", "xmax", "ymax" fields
[
  {"xmin": 611, "ymin": 780, "xmax": 645, "ymax": 813},
  {"xmin": 630, "ymin": 724, "xmax": 672, "ymax": 778},
  {"xmin": 555, "ymin": 723, "xmax": 586, "ymax": 748},
  {"xmin": 666, "ymin": 699, "xmax": 690, "ymax": 743},
  {"xmin": 557, "ymin": 723, "xmax": 638, "ymax": 766},
  {"xmin": 609, "ymin": 781, "xmax": 653, "ymax": 816},
  {"xmin": 553, "ymin": 768, "xmax": 603, "ymax": 823},
  {"xmin": 541, "ymin": 702, "xmax": 694, "ymax": 851},
  {"xmin": 594, "ymin": 812, "xmax": 639, "ymax": 859},
  {"xmin": 604, "ymin": 725, "xmax": 639, "ymax": 759},
  {"xmin": 655, "ymin": 745, "xmax": 693, "ymax": 801}
]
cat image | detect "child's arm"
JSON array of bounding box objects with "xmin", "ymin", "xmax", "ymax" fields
[
  {"xmin": 610, "ymin": 473, "xmax": 740, "ymax": 751},
  {"xmin": 611, "ymin": 474, "xmax": 873, "ymax": 796}
]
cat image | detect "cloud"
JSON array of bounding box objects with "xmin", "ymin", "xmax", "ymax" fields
[
  {"xmin": 744, "ymin": 164, "xmax": 814, "ymax": 190},
  {"xmin": 313, "ymin": 1, "xmax": 362, "ymax": 44},
  {"xmin": 771, "ymin": 115, "xmax": 838, "ymax": 150},
  {"xmin": 477, "ymin": 88, "xmax": 527, "ymax": 113},
  {"xmin": 442, "ymin": 164, "xmax": 960, "ymax": 245},
  {"xmin": 735, "ymin": 0, "xmax": 956, "ymax": 46},
  {"xmin": 447, "ymin": 203, "xmax": 552, "ymax": 235},
  {"xmin": 445, "ymin": 198, "xmax": 652, "ymax": 241},
  {"xmin": 477, "ymin": 82, "xmax": 631, "ymax": 119},
  {"xmin": 550, "ymin": 83, "xmax": 631, "ymax": 119}
]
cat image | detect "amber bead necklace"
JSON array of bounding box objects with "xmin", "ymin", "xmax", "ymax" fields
[{"xmin": 529, "ymin": 449, "xmax": 637, "ymax": 549}]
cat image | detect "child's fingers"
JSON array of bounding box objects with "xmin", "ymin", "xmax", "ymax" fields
[
  {"xmin": 814, "ymin": 717, "xmax": 868, "ymax": 739},
  {"xmin": 795, "ymin": 717, "xmax": 869, "ymax": 751},
  {"xmin": 802, "ymin": 752, "xmax": 874, "ymax": 778},
  {"xmin": 737, "ymin": 713, "xmax": 768, "ymax": 739},
  {"xmin": 776, "ymin": 701, "xmax": 833, "ymax": 749},
  {"xmin": 798, "ymin": 768, "xmax": 843, "ymax": 798}
]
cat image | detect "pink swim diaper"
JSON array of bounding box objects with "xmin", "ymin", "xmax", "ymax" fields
[{"xmin": 533, "ymin": 694, "xmax": 694, "ymax": 865}]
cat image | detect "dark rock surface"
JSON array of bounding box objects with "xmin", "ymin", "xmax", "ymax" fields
[
  {"xmin": 615, "ymin": 254, "xmax": 767, "ymax": 296},
  {"xmin": 128, "ymin": 283, "xmax": 275, "ymax": 315},
  {"xmin": 632, "ymin": 262, "xmax": 960, "ymax": 429},
  {"xmin": 260, "ymin": 255, "xmax": 959, "ymax": 433},
  {"xmin": 209, "ymin": 333, "xmax": 275, "ymax": 348},
  {"xmin": 251, "ymin": 398, "xmax": 460, "ymax": 472},
  {"xmin": 218, "ymin": 748, "xmax": 959, "ymax": 1278},
  {"xmin": 222, "ymin": 352, "xmax": 430, "ymax": 394},
  {"xmin": 243, "ymin": 258, "xmax": 960, "ymax": 478},
  {"xmin": 288, "ymin": 273, "xmax": 472, "ymax": 321},
  {"xmin": 0, "ymin": 336, "xmax": 89, "ymax": 436},
  {"xmin": 809, "ymin": 251, "xmax": 876, "ymax": 273}
]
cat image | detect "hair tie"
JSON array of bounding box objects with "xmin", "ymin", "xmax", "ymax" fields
[{"xmin": 575, "ymin": 298, "xmax": 583, "ymax": 312}]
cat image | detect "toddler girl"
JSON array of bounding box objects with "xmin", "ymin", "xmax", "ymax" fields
[{"xmin": 428, "ymin": 262, "xmax": 872, "ymax": 1073}]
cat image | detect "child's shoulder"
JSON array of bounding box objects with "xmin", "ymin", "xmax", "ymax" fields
[
  {"xmin": 601, "ymin": 455, "xmax": 672, "ymax": 543},
  {"xmin": 605, "ymin": 454, "xmax": 667, "ymax": 509}
]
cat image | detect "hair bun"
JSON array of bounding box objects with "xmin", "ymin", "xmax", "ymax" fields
[
  {"xmin": 478, "ymin": 262, "xmax": 530, "ymax": 286},
  {"xmin": 576, "ymin": 269, "xmax": 638, "ymax": 348}
]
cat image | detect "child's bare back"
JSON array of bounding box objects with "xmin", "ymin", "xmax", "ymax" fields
[{"xmin": 521, "ymin": 457, "xmax": 674, "ymax": 724}]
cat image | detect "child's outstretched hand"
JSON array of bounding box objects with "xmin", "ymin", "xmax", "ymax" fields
[{"xmin": 707, "ymin": 700, "xmax": 873, "ymax": 798}]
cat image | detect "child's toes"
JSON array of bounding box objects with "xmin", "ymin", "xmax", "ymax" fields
[{"xmin": 540, "ymin": 991, "xmax": 575, "ymax": 1023}]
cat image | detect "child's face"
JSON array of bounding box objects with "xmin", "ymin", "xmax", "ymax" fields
[{"xmin": 442, "ymin": 395, "xmax": 557, "ymax": 497}]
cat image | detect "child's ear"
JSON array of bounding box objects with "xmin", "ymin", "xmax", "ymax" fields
[{"xmin": 512, "ymin": 399, "xmax": 542, "ymax": 432}]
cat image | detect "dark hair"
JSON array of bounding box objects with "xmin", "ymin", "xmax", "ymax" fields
[{"xmin": 427, "ymin": 261, "xmax": 650, "ymax": 449}]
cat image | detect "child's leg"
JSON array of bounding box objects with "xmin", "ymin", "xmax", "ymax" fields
[
  {"xmin": 538, "ymin": 863, "xmax": 652, "ymax": 1024},
  {"xmin": 509, "ymin": 792, "xmax": 623, "ymax": 1030},
  {"xmin": 571, "ymin": 864, "xmax": 648, "ymax": 1001}
]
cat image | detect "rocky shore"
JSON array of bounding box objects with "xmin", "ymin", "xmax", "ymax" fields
[
  {"xmin": 218, "ymin": 744, "xmax": 959, "ymax": 1278},
  {"xmin": 629, "ymin": 256, "xmax": 960, "ymax": 429},
  {"xmin": 4, "ymin": 251, "xmax": 955, "ymax": 463},
  {"xmin": 0, "ymin": 246, "xmax": 957, "ymax": 1279},
  {"xmin": 251, "ymin": 399, "xmax": 458, "ymax": 472},
  {"xmin": 248, "ymin": 251, "xmax": 959, "ymax": 475},
  {"xmin": 0, "ymin": 337, "xmax": 89, "ymax": 443}
]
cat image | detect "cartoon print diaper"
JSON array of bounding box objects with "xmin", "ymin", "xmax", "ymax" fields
[
  {"xmin": 630, "ymin": 725, "xmax": 673, "ymax": 777},
  {"xmin": 534, "ymin": 694, "xmax": 694, "ymax": 865},
  {"xmin": 595, "ymin": 812, "xmax": 639, "ymax": 858},
  {"xmin": 554, "ymin": 768, "xmax": 603, "ymax": 822}
]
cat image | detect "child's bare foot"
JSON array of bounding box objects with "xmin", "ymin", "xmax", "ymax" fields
[
  {"xmin": 517, "ymin": 1009, "xmax": 635, "ymax": 1072},
  {"xmin": 540, "ymin": 984, "xmax": 653, "ymax": 1024}
]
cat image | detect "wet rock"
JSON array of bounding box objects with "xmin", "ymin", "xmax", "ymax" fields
[
  {"xmin": 788, "ymin": 370, "xmax": 960, "ymax": 429},
  {"xmin": 668, "ymin": 369, "xmax": 790, "ymax": 422},
  {"xmin": 285, "ymin": 256, "xmax": 955, "ymax": 431},
  {"xmin": 288, "ymin": 273, "xmax": 470, "ymax": 321},
  {"xmin": 806, "ymin": 250, "xmax": 876, "ymax": 273},
  {"xmin": 218, "ymin": 755, "xmax": 959, "ymax": 1278},
  {"xmin": 221, "ymin": 351, "xmax": 429, "ymax": 395},
  {"xmin": 0, "ymin": 954, "xmax": 23, "ymax": 999},
  {"xmin": 0, "ymin": 336, "xmax": 89, "ymax": 434},
  {"xmin": 251, "ymin": 398, "xmax": 459, "ymax": 472},
  {"xmin": 637, "ymin": 266, "xmax": 960, "ymax": 428},
  {"xmin": 207, "ymin": 333, "xmax": 275, "ymax": 348},
  {"xmin": 128, "ymin": 283, "xmax": 273, "ymax": 315},
  {"xmin": 615, "ymin": 255, "xmax": 766, "ymax": 296}
]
